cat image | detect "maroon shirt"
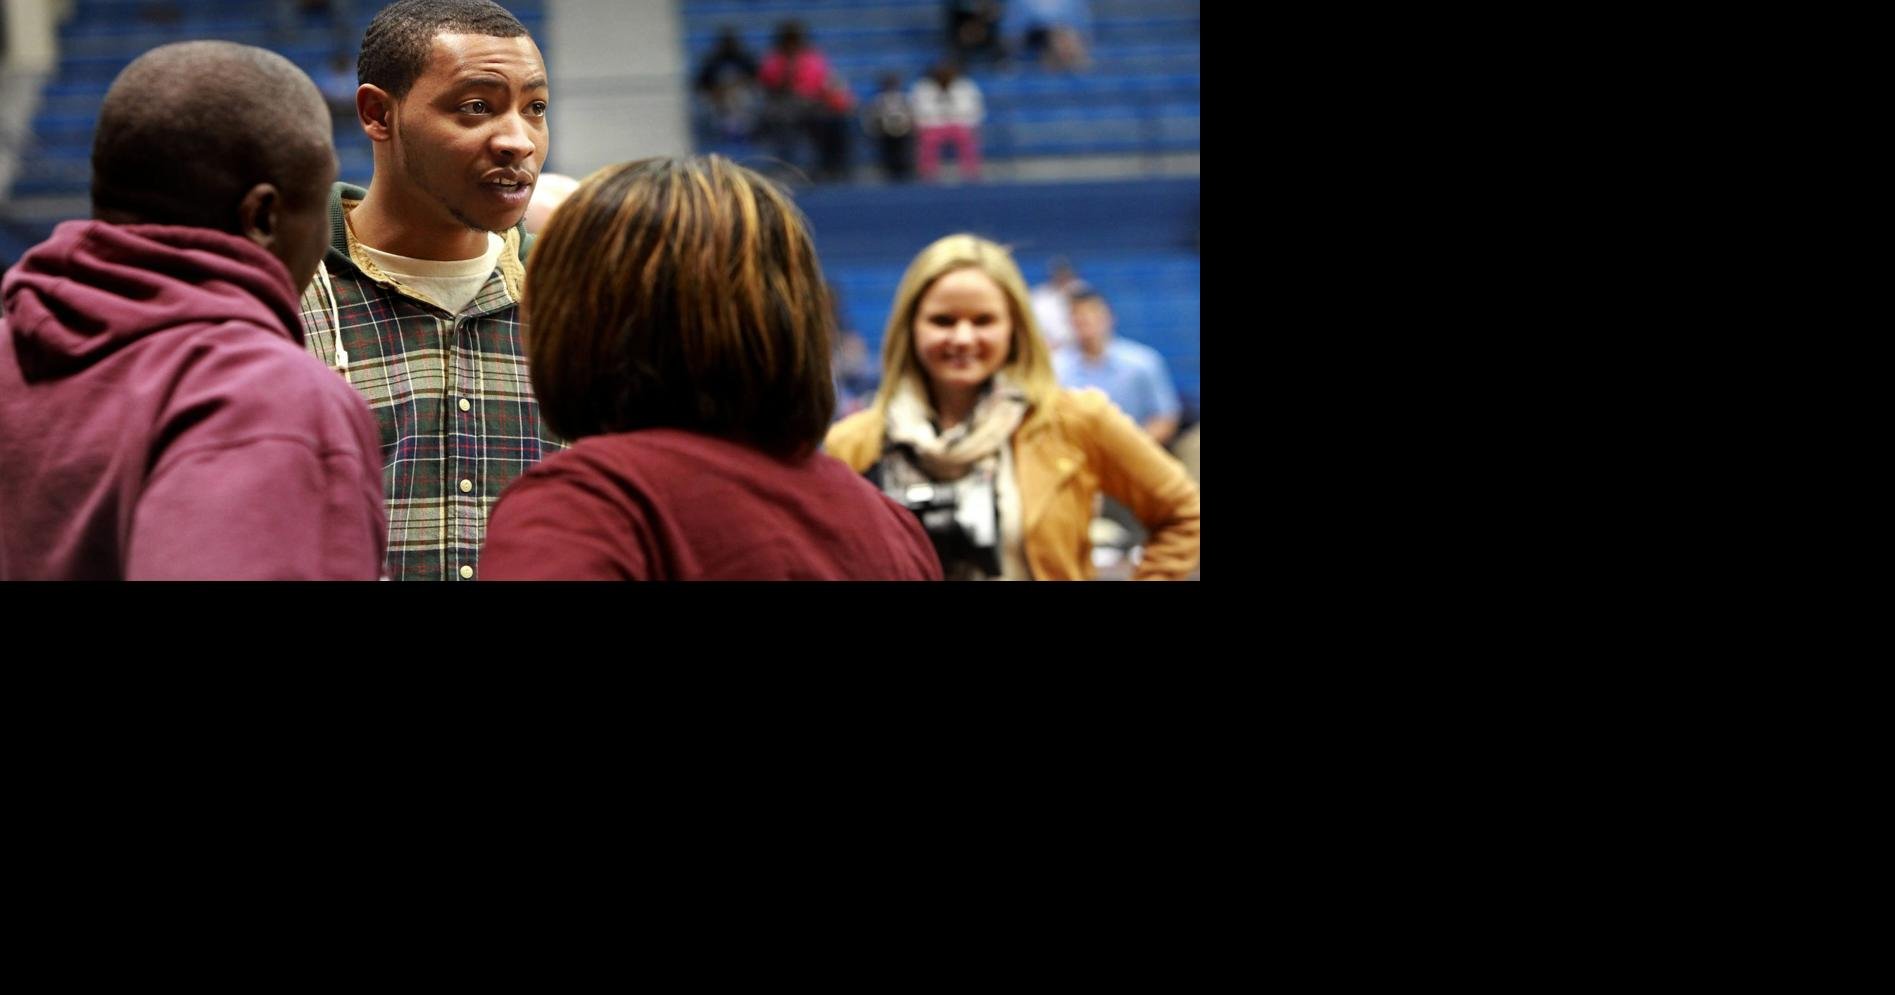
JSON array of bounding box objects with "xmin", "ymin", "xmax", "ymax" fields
[
  {"xmin": 480, "ymin": 428, "xmax": 941, "ymax": 580},
  {"xmin": 0, "ymin": 221, "xmax": 386, "ymax": 580}
]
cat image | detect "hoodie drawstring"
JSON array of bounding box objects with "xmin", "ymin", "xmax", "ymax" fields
[{"xmin": 315, "ymin": 260, "xmax": 349, "ymax": 384}]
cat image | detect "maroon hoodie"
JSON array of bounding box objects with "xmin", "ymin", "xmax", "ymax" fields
[{"xmin": 0, "ymin": 221, "xmax": 386, "ymax": 579}]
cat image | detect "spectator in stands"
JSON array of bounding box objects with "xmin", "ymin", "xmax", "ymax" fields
[
  {"xmin": 138, "ymin": 3, "xmax": 183, "ymax": 27},
  {"xmin": 274, "ymin": 0, "xmax": 357, "ymax": 53},
  {"xmin": 0, "ymin": 41, "xmax": 385, "ymax": 579},
  {"xmin": 834, "ymin": 328, "xmax": 879, "ymax": 420},
  {"xmin": 813, "ymin": 70, "xmax": 857, "ymax": 182},
  {"xmin": 1172, "ymin": 422, "xmax": 1198, "ymax": 487},
  {"xmin": 1003, "ymin": 0, "xmax": 1093, "ymax": 71},
  {"xmin": 946, "ymin": 1, "xmax": 1005, "ymax": 66},
  {"xmin": 693, "ymin": 26, "xmax": 761, "ymax": 140},
  {"xmin": 862, "ymin": 72, "xmax": 917, "ymax": 182},
  {"xmin": 317, "ymin": 52, "xmax": 358, "ymax": 128},
  {"xmin": 831, "ymin": 284, "xmax": 879, "ymax": 420},
  {"xmin": 757, "ymin": 20, "xmax": 833, "ymax": 178},
  {"xmin": 297, "ymin": 0, "xmax": 562, "ymax": 581},
  {"xmin": 480, "ymin": 156, "xmax": 941, "ymax": 581},
  {"xmin": 910, "ymin": 61, "xmax": 984, "ymax": 183},
  {"xmin": 1054, "ymin": 288, "xmax": 1182, "ymax": 446},
  {"xmin": 825, "ymin": 234, "xmax": 1198, "ymax": 580},
  {"xmin": 1029, "ymin": 256, "xmax": 1084, "ymax": 352}
]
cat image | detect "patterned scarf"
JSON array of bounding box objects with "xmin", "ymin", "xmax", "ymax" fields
[{"xmin": 882, "ymin": 373, "xmax": 1029, "ymax": 480}]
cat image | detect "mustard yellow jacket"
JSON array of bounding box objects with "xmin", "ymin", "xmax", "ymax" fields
[{"xmin": 824, "ymin": 387, "xmax": 1200, "ymax": 580}]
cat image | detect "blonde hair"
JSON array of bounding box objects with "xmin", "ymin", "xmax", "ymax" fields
[{"xmin": 873, "ymin": 233, "xmax": 1059, "ymax": 421}]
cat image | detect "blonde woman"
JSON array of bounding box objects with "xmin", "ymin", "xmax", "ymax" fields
[{"xmin": 825, "ymin": 234, "xmax": 1199, "ymax": 580}]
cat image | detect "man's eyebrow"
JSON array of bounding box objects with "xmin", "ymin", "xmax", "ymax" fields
[{"xmin": 449, "ymin": 73, "xmax": 548, "ymax": 92}]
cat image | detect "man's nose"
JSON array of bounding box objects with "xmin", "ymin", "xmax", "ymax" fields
[{"xmin": 492, "ymin": 113, "xmax": 535, "ymax": 161}]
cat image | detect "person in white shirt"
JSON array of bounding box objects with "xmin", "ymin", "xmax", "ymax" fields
[
  {"xmin": 1029, "ymin": 256, "xmax": 1083, "ymax": 352},
  {"xmin": 909, "ymin": 60, "xmax": 983, "ymax": 182}
]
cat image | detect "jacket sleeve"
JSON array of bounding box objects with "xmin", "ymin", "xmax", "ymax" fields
[
  {"xmin": 125, "ymin": 434, "xmax": 385, "ymax": 580},
  {"xmin": 1072, "ymin": 390, "xmax": 1200, "ymax": 580}
]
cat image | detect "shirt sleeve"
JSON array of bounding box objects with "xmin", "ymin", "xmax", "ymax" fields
[
  {"xmin": 758, "ymin": 52, "xmax": 784, "ymax": 89},
  {"xmin": 480, "ymin": 468, "xmax": 650, "ymax": 580},
  {"xmin": 1141, "ymin": 349, "xmax": 1181, "ymax": 420}
]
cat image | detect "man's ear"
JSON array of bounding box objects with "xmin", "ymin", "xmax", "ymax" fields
[
  {"xmin": 238, "ymin": 182, "xmax": 280, "ymax": 252},
  {"xmin": 358, "ymin": 83, "xmax": 394, "ymax": 142}
]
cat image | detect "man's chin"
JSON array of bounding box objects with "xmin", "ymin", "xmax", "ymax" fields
[{"xmin": 450, "ymin": 207, "xmax": 523, "ymax": 235}]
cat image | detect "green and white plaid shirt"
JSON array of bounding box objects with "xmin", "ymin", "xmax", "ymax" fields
[{"xmin": 299, "ymin": 183, "xmax": 564, "ymax": 581}]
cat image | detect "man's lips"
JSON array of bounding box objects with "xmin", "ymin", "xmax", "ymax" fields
[{"xmin": 482, "ymin": 175, "xmax": 534, "ymax": 204}]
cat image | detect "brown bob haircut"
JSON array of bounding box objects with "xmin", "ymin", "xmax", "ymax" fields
[{"xmin": 524, "ymin": 155, "xmax": 836, "ymax": 458}]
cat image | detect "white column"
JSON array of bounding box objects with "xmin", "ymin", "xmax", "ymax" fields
[
  {"xmin": 4, "ymin": 0, "xmax": 63, "ymax": 73},
  {"xmin": 543, "ymin": 0, "xmax": 690, "ymax": 178}
]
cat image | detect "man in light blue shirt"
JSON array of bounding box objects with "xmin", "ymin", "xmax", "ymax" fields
[{"xmin": 1053, "ymin": 288, "xmax": 1181, "ymax": 446}]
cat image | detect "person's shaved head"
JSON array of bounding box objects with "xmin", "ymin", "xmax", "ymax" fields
[{"xmin": 91, "ymin": 40, "xmax": 335, "ymax": 233}]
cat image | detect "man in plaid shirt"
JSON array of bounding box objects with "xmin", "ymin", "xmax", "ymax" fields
[{"xmin": 300, "ymin": 0, "xmax": 563, "ymax": 580}]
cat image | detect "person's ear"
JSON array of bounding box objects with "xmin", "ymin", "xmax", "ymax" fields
[
  {"xmin": 358, "ymin": 84, "xmax": 394, "ymax": 142},
  {"xmin": 238, "ymin": 182, "xmax": 280, "ymax": 253}
]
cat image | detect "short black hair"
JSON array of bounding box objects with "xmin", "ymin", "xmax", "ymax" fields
[
  {"xmin": 1069, "ymin": 286, "xmax": 1106, "ymax": 307},
  {"xmin": 91, "ymin": 41, "xmax": 332, "ymax": 231},
  {"xmin": 358, "ymin": 0, "xmax": 529, "ymax": 98}
]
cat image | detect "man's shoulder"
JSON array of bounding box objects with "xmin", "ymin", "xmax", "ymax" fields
[
  {"xmin": 1112, "ymin": 337, "xmax": 1163, "ymax": 361},
  {"xmin": 1112, "ymin": 338, "xmax": 1169, "ymax": 373}
]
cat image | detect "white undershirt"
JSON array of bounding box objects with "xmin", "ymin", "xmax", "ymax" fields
[{"xmin": 358, "ymin": 233, "xmax": 505, "ymax": 315}]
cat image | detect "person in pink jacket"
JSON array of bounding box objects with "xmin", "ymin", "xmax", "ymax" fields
[
  {"xmin": 0, "ymin": 41, "xmax": 386, "ymax": 580},
  {"xmin": 756, "ymin": 20, "xmax": 835, "ymax": 177}
]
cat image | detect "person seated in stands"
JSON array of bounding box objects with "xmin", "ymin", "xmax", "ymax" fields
[
  {"xmin": 946, "ymin": 1, "xmax": 1005, "ymax": 65},
  {"xmin": 1003, "ymin": 0, "xmax": 1093, "ymax": 71},
  {"xmin": 825, "ymin": 234, "xmax": 1198, "ymax": 580},
  {"xmin": 274, "ymin": 0, "xmax": 356, "ymax": 52},
  {"xmin": 910, "ymin": 61, "xmax": 983, "ymax": 183},
  {"xmin": 138, "ymin": 3, "xmax": 183, "ymax": 26},
  {"xmin": 317, "ymin": 51, "xmax": 358, "ymax": 128},
  {"xmin": 756, "ymin": 20, "xmax": 833, "ymax": 178},
  {"xmin": 693, "ymin": 25, "xmax": 761, "ymax": 140},
  {"xmin": 479, "ymin": 156, "xmax": 941, "ymax": 581},
  {"xmin": 861, "ymin": 71, "xmax": 917, "ymax": 182},
  {"xmin": 1029, "ymin": 256, "xmax": 1085, "ymax": 352},
  {"xmin": 1171, "ymin": 422, "xmax": 1199, "ymax": 487},
  {"xmin": 1053, "ymin": 287, "xmax": 1182, "ymax": 446},
  {"xmin": 0, "ymin": 41, "xmax": 386, "ymax": 579},
  {"xmin": 813, "ymin": 69, "xmax": 856, "ymax": 182}
]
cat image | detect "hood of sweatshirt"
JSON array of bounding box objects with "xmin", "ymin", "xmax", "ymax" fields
[{"xmin": 1, "ymin": 220, "xmax": 300, "ymax": 381}]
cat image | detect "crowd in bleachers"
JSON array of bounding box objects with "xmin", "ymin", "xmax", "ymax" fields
[{"xmin": 684, "ymin": 0, "xmax": 1198, "ymax": 184}]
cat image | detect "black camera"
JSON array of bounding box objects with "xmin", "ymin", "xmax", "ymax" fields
[{"xmin": 870, "ymin": 460, "xmax": 1002, "ymax": 578}]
